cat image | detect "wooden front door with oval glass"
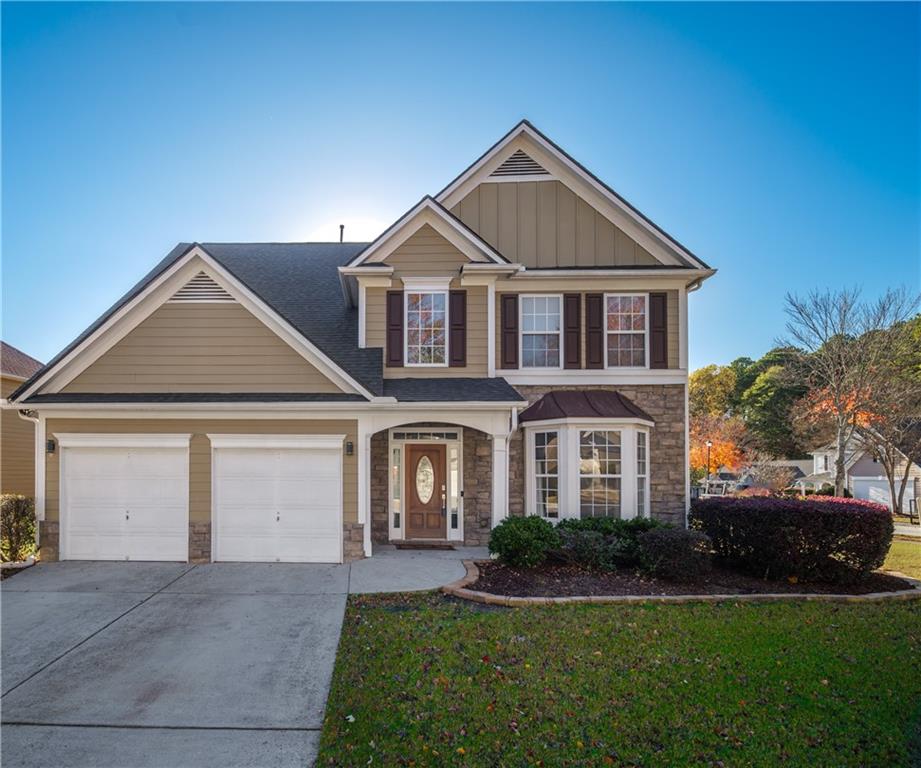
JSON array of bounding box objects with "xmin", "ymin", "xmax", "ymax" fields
[{"xmin": 405, "ymin": 444, "xmax": 447, "ymax": 539}]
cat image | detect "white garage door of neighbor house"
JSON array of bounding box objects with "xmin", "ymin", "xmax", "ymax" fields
[
  {"xmin": 211, "ymin": 435, "xmax": 344, "ymax": 563},
  {"xmin": 852, "ymin": 477, "xmax": 916, "ymax": 510},
  {"xmin": 59, "ymin": 434, "xmax": 190, "ymax": 561}
]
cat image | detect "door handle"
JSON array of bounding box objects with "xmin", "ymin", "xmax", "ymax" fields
[
  {"xmin": 441, "ymin": 485, "xmax": 447, "ymax": 516},
  {"xmin": 125, "ymin": 510, "xmax": 130, "ymax": 521}
]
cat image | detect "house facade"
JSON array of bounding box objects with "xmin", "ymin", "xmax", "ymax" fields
[
  {"xmin": 1, "ymin": 342, "xmax": 43, "ymax": 496},
  {"xmin": 6, "ymin": 121, "xmax": 714, "ymax": 563}
]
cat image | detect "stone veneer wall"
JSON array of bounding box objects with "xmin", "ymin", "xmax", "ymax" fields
[
  {"xmin": 38, "ymin": 521, "xmax": 59, "ymax": 561},
  {"xmin": 189, "ymin": 522, "xmax": 211, "ymax": 562},
  {"xmin": 509, "ymin": 384, "xmax": 687, "ymax": 526},
  {"xmin": 343, "ymin": 523, "xmax": 365, "ymax": 561},
  {"xmin": 370, "ymin": 425, "xmax": 493, "ymax": 546}
]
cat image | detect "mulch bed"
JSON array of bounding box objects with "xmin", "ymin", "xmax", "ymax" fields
[{"xmin": 470, "ymin": 561, "xmax": 913, "ymax": 597}]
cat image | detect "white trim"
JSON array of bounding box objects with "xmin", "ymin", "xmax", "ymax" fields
[
  {"xmin": 358, "ymin": 281, "xmax": 367, "ymax": 348},
  {"xmin": 512, "ymin": 268, "xmax": 715, "ymax": 281},
  {"xmin": 17, "ymin": 247, "xmax": 375, "ymax": 401},
  {"xmin": 491, "ymin": 434, "xmax": 509, "ymax": 528},
  {"xmin": 34, "ymin": 414, "xmax": 46, "ymax": 523},
  {"xmin": 436, "ymin": 123, "xmax": 710, "ymax": 271},
  {"xmin": 679, "ymin": 287, "xmax": 688, "ymax": 371},
  {"xmin": 683, "ymin": 382, "xmax": 690, "ymax": 526},
  {"xmin": 346, "ymin": 198, "xmax": 507, "ymax": 267},
  {"xmin": 403, "ymin": 288, "xmax": 449, "ymax": 368},
  {"xmin": 401, "ymin": 277, "xmax": 453, "ymax": 291},
  {"xmin": 54, "ymin": 433, "xmax": 192, "ymax": 449},
  {"xmin": 502, "ymin": 371, "xmax": 687, "ymax": 386},
  {"xmin": 487, "ymin": 280, "xmax": 496, "ymax": 378},
  {"xmin": 520, "ymin": 416, "xmax": 655, "ymax": 429},
  {"xmin": 518, "ymin": 293, "xmax": 564, "ymax": 371},
  {"xmin": 206, "ymin": 434, "xmax": 346, "ymax": 450},
  {"xmin": 485, "ymin": 173, "xmax": 555, "ymax": 184},
  {"xmin": 604, "ymin": 292, "xmax": 650, "ymax": 370}
]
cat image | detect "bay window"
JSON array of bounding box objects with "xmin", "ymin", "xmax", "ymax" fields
[
  {"xmin": 521, "ymin": 295, "xmax": 561, "ymax": 368},
  {"xmin": 606, "ymin": 294, "xmax": 648, "ymax": 368},
  {"xmin": 526, "ymin": 423, "xmax": 651, "ymax": 520}
]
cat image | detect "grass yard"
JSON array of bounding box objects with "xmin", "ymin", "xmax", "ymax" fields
[
  {"xmin": 885, "ymin": 538, "xmax": 921, "ymax": 579},
  {"xmin": 318, "ymin": 594, "xmax": 921, "ymax": 767}
]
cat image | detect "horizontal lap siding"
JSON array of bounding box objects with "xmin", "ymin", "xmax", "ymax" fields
[
  {"xmin": 496, "ymin": 290, "xmax": 680, "ymax": 370},
  {"xmin": 44, "ymin": 419, "xmax": 358, "ymax": 524},
  {"xmin": 451, "ymin": 180, "xmax": 661, "ymax": 268},
  {"xmin": 1, "ymin": 377, "xmax": 35, "ymax": 495},
  {"xmin": 383, "ymin": 225, "xmax": 470, "ymax": 278},
  {"xmin": 62, "ymin": 304, "xmax": 342, "ymax": 393}
]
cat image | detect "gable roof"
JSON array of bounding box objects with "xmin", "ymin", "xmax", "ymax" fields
[
  {"xmin": 344, "ymin": 196, "xmax": 511, "ymax": 269},
  {"xmin": 11, "ymin": 242, "xmax": 385, "ymax": 402},
  {"xmin": 1, "ymin": 342, "xmax": 43, "ymax": 380},
  {"xmin": 436, "ymin": 120, "xmax": 711, "ymax": 271}
]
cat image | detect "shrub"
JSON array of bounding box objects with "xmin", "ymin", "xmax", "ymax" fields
[
  {"xmin": 691, "ymin": 496, "xmax": 892, "ymax": 583},
  {"xmin": 637, "ymin": 527, "xmax": 712, "ymax": 581},
  {"xmin": 555, "ymin": 517, "xmax": 662, "ymax": 567},
  {"xmin": 555, "ymin": 529, "xmax": 637, "ymax": 571},
  {"xmin": 1, "ymin": 494, "xmax": 36, "ymax": 563},
  {"xmin": 488, "ymin": 516, "xmax": 560, "ymax": 568}
]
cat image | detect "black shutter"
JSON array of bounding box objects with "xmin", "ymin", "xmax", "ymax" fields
[
  {"xmin": 449, "ymin": 290, "xmax": 467, "ymax": 367},
  {"xmin": 500, "ymin": 294, "xmax": 519, "ymax": 369},
  {"xmin": 585, "ymin": 293, "xmax": 604, "ymax": 369},
  {"xmin": 649, "ymin": 292, "xmax": 668, "ymax": 369},
  {"xmin": 385, "ymin": 290, "xmax": 403, "ymax": 367},
  {"xmin": 563, "ymin": 293, "xmax": 581, "ymax": 369}
]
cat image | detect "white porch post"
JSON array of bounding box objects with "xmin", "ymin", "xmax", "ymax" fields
[
  {"xmin": 491, "ymin": 434, "xmax": 509, "ymax": 528},
  {"xmin": 357, "ymin": 422, "xmax": 373, "ymax": 558}
]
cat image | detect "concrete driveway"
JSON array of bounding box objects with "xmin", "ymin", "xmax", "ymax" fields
[{"xmin": 0, "ymin": 550, "xmax": 481, "ymax": 768}]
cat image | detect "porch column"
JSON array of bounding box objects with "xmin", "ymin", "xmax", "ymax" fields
[
  {"xmin": 491, "ymin": 434, "xmax": 509, "ymax": 528},
  {"xmin": 357, "ymin": 424, "xmax": 373, "ymax": 558}
]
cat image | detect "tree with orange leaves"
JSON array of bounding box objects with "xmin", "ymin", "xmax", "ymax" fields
[{"xmin": 689, "ymin": 413, "xmax": 746, "ymax": 481}]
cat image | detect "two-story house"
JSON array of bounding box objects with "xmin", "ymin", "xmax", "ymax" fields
[{"xmin": 7, "ymin": 121, "xmax": 714, "ymax": 563}]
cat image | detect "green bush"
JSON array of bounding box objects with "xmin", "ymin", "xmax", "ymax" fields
[
  {"xmin": 488, "ymin": 516, "xmax": 560, "ymax": 568},
  {"xmin": 556, "ymin": 517, "xmax": 662, "ymax": 567},
  {"xmin": 638, "ymin": 527, "xmax": 712, "ymax": 581},
  {"xmin": 1, "ymin": 494, "xmax": 36, "ymax": 563}
]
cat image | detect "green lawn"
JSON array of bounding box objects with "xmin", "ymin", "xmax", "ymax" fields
[
  {"xmin": 885, "ymin": 538, "xmax": 921, "ymax": 579},
  {"xmin": 318, "ymin": 594, "xmax": 921, "ymax": 767}
]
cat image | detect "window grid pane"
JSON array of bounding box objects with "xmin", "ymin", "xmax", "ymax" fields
[
  {"xmin": 606, "ymin": 295, "xmax": 646, "ymax": 367},
  {"xmin": 534, "ymin": 431, "xmax": 559, "ymax": 518},
  {"xmin": 636, "ymin": 431, "xmax": 647, "ymax": 517},
  {"xmin": 579, "ymin": 430, "xmax": 622, "ymax": 518},
  {"xmin": 521, "ymin": 296, "xmax": 561, "ymax": 368},
  {"xmin": 406, "ymin": 292, "xmax": 446, "ymax": 365}
]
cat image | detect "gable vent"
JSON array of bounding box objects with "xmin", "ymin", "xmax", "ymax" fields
[
  {"xmin": 168, "ymin": 271, "xmax": 235, "ymax": 303},
  {"xmin": 489, "ymin": 149, "xmax": 550, "ymax": 178}
]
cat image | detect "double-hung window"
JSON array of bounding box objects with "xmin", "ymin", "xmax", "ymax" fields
[
  {"xmin": 533, "ymin": 431, "xmax": 559, "ymax": 518},
  {"xmin": 606, "ymin": 294, "xmax": 648, "ymax": 367},
  {"xmin": 579, "ymin": 430, "xmax": 622, "ymax": 518},
  {"xmin": 405, "ymin": 291, "xmax": 447, "ymax": 366},
  {"xmin": 521, "ymin": 295, "xmax": 561, "ymax": 368},
  {"xmin": 636, "ymin": 431, "xmax": 648, "ymax": 517}
]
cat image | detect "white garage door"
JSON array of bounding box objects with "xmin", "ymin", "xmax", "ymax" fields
[
  {"xmin": 852, "ymin": 477, "xmax": 916, "ymax": 510},
  {"xmin": 58, "ymin": 434, "xmax": 190, "ymax": 561},
  {"xmin": 211, "ymin": 435, "xmax": 344, "ymax": 563}
]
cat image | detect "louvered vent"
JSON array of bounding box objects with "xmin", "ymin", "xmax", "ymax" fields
[
  {"xmin": 168, "ymin": 271, "xmax": 235, "ymax": 303},
  {"xmin": 489, "ymin": 149, "xmax": 550, "ymax": 178}
]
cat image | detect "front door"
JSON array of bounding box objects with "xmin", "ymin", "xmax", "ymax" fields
[{"xmin": 405, "ymin": 444, "xmax": 447, "ymax": 539}]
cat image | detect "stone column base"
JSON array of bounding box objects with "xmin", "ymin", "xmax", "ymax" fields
[
  {"xmin": 38, "ymin": 521, "xmax": 60, "ymax": 562},
  {"xmin": 343, "ymin": 522, "xmax": 365, "ymax": 562},
  {"xmin": 190, "ymin": 522, "xmax": 211, "ymax": 562}
]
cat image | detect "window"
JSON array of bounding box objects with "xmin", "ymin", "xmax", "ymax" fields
[
  {"xmin": 405, "ymin": 292, "xmax": 447, "ymax": 365},
  {"xmin": 636, "ymin": 431, "xmax": 648, "ymax": 517},
  {"xmin": 606, "ymin": 294, "xmax": 647, "ymax": 367},
  {"xmin": 579, "ymin": 430, "xmax": 622, "ymax": 518},
  {"xmin": 534, "ymin": 431, "xmax": 559, "ymax": 518},
  {"xmin": 521, "ymin": 295, "xmax": 561, "ymax": 368},
  {"xmin": 391, "ymin": 448, "xmax": 402, "ymax": 530}
]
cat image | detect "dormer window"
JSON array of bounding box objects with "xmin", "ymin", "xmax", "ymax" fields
[{"xmin": 405, "ymin": 291, "xmax": 448, "ymax": 366}]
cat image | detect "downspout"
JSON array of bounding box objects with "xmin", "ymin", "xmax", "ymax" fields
[{"xmin": 16, "ymin": 409, "xmax": 41, "ymax": 549}]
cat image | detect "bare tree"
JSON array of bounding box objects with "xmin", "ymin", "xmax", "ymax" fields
[
  {"xmin": 782, "ymin": 287, "xmax": 920, "ymax": 497},
  {"xmin": 740, "ymin": 451, "xmax": 797, "ymax": 492}
]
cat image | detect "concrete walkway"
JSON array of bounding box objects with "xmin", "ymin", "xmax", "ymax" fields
[
  {"xmin": 895, "ymin": 523, "xmax": 921, "ymax": 539},
  {"xmin": 1, "ymin": 546, "xmax": 487, "ymax": 768}
]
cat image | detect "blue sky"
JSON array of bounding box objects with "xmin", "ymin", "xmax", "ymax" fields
[{"xmin": 3, "ymin": 2, "xmax": 919, "ymax": 370}]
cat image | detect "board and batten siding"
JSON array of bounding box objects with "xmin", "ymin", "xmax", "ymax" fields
[
  {"xmin": 495, "ymin": 290, "xmax": 679, "ymax": 370},
  {"xmin": 44, "ymin": 419, "xmax": 359, "ymax": 525},
  {"xmin": 450, "ymin": 180, "xmax": 660, "ymax": 269},
  {"xmin": 61, "ymin": 303, "xmax": 342, "ymax": 393},
  {"xmin": 1, "ymin": 376, "xmax": 36, "ymax": 496}
]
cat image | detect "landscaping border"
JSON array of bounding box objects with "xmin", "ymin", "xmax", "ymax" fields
[{"xmin": 441, "ymin": 560, "xmax": 921, "ymax": 606}]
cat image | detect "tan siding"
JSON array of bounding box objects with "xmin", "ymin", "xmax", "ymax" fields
[
  {"xmin": 1, "ymin": 376, "xmax": 35, "ymax": 495},
  {"xmin": 495, "ymin": 290, "xmax": 680, "ymax": 370},
  {"xmin": 454, "ymin": 180, "xmax": 666, "ymax": 268},
  {"xmin": 366, "ymin": 285, "xmax": 489, "ymax": 378},
  {"xmin": 382, "ymin": 224, "xmax": 469, "ymax": 278},
  {"xmin": 62, "ymin": 303, "xmax": 342, "ymax": 393},
  {"xmin": 44, "ymin": 419, "xmax": 358, "ymax": 525}
]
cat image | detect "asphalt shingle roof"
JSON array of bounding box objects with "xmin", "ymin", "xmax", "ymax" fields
[{"xmin": 1, "ymin": 342, "xmax": 43, "ymax": 380}]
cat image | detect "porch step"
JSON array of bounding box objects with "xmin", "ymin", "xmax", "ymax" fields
[{"xmin": 393, "ymin": 541, "xmax": 456, "ymax": 551}]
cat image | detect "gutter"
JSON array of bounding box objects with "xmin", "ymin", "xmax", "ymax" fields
[{"xmin": 16, "ymin": 408, "xmax": 41, "ymax": 550}]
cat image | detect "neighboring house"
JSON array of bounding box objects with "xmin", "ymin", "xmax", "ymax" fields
[
  {"xmin": 736, "ymin": 459, "xmax": 812, "ymax": 489},
  {"xmin": 800, "ymin": 436, "xmax": 920, "ymax": 510},
  {"xmin": 1, "ymin": 342, "xmax": 43, "ymax": 495},
  {"xmin": 6, "ymin": 120, "xmax": 714, "ymax": 563}
]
